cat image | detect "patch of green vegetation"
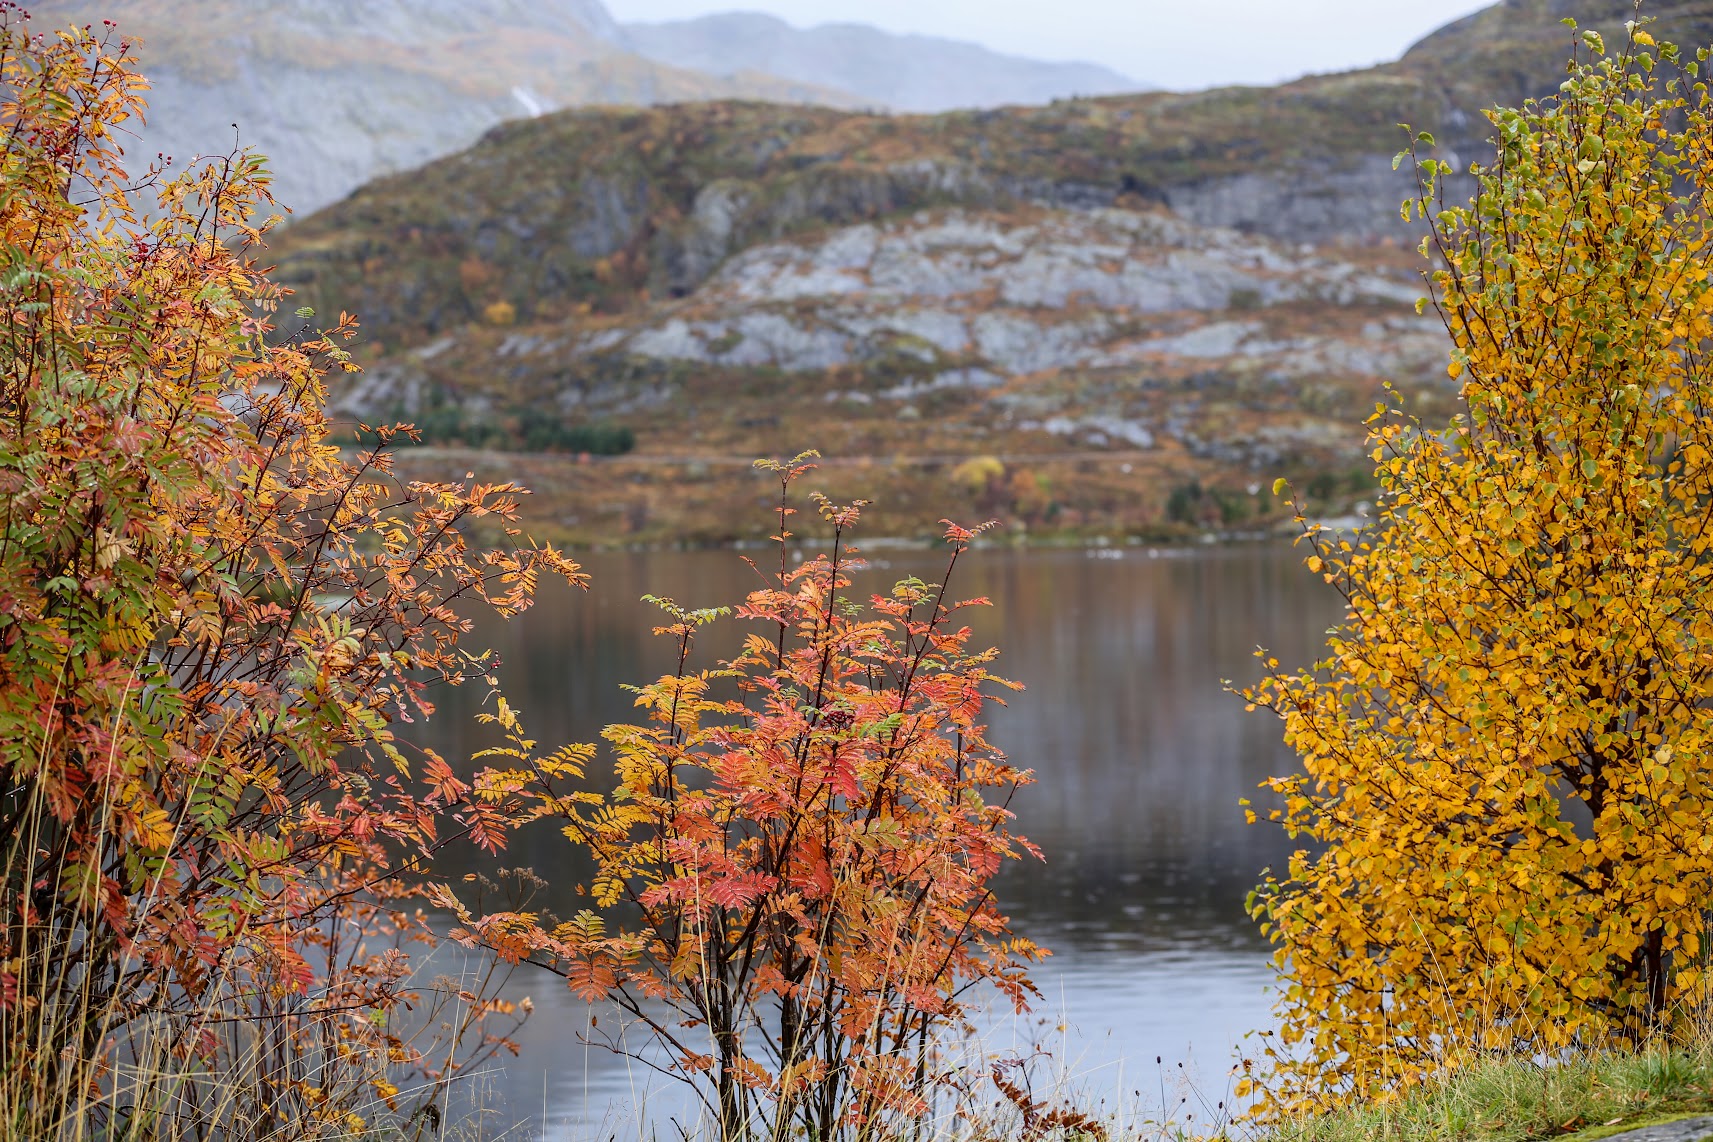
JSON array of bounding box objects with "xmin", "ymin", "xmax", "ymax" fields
[
  {"xmin": 352, "ymin": 404, "xmax": 635, "ymax": 455},
  {"xmin": 1302, "ymin": 465, "xmax": 1375, "ymax": 504},
  {"xmin": 1271, "ymin": 1038, "xmax": 1713, "ymax": 1142},
  {"xmin": 1165, "ymin": 479, "xmax": 1260, "ymax": 526}
]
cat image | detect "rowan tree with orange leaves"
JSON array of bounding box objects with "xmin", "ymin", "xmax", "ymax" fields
[
  {"xmin": 1243, "ymin": 24, "xmax": 1713, "ymax": 1117},
  {"xmin": 453, "ymin": 454, "xmax": 1046, "ymax": 1142},
  {"xmin": 0, "ymin": 10, "xmax": 581, "ymax": 1135}
]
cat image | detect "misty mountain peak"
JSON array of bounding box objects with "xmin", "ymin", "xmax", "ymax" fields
[
  {"xmin": 620, "ymin": 9, "xmax": 1143, "ymax": 112},
  {"xmin": 268, "ymin": 0, "xmax": 629, "ymax": 43}
]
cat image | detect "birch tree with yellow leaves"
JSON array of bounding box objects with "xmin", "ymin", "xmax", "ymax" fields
[{"xmin": 1243, "ymin": 23, "xmax": 1713, "ymax": 1116}]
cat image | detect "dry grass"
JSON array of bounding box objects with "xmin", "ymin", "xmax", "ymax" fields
[{"xmin": 0, "ymin": 755, "xmax": 520, "ymax": 1141}]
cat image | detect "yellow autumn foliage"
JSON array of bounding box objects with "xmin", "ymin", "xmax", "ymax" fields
[
  {"xmin": 1244, "ymin": 29, "xmax": 1713, "ymax": 1116},
  {"xmin": 950, "ymin": 454, "xmax": 1005, "ymax": 492}
]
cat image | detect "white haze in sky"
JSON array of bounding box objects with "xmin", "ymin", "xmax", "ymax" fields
[{"xmin": 605, "ymin": 0, "xmax": 1500, "ymax": 91}]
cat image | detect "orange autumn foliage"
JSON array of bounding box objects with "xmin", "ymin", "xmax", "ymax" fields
[
  {"xmin": 0, "ymin": 10, "xmax": 581, "ymax": 1133},
  {"xmin": 449, "ymin": 454, "xmax": 1046, "ymax": 1141}
]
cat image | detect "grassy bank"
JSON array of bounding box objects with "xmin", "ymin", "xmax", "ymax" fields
[{"xmin": 1266, "ymin": 1039, "xmax": 1713, "ymax": 1142}]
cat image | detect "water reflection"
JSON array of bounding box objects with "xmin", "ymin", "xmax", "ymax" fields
[{"xmin": 405, "ymin": 542, "xmax": 1341, "ymax": 1137}]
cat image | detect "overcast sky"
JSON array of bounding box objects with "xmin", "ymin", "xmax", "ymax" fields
[{"xmin": 604, "ymin": 0, "xmax": 1500, "ymax": 91}]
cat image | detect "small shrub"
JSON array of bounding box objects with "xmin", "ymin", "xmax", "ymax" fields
[
  {"xmin": 370, "ymin": 402, "xmax": 636, "ymax": 454},
  {"xmin": 1215, "ymin": 487, "xmax": 1251, "ymax": 524},
  {"xmin": 951, "ymin": 454, "xmax": 1006, "ymax": 493},
  {"xmin": 517, "ymin": 406, "xmax": 635, "ymax": 454},
  {"xmin": 1228, "ymin": 286, "xmax": 1263, "ymax": 311},
  {"xmin": 450, "ymin": 454, "xmax": 1047, "ymax": 1141},
  {"xmin": 1167, "ymin": 479, "xmax": 1249, "ymax": 525},
  {"xmin": 1166, "ymin": 480, "xmax": 1205, "ymax": 523},
  {"xmin": 1303, "ymin": 470, "xmax": 1340, "ymax": 501}
]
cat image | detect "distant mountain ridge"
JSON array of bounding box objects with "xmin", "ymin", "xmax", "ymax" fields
[
  {"xmin": 37, "ymin": 0, "xmax": 871, "ymax": 214},
  {"xmin": 32, "ymin": 0, "xmax": 1145, "ymax": 216},
  {"xmin": 619, "ymin": 12, "xmax": 1140, "ymax": 112}
]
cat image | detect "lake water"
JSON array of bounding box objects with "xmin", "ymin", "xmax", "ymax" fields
[{"xmin": 405, "ymin": 541, "xmax": 1342, "ymax": 1138}]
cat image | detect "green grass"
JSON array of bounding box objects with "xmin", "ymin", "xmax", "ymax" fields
[{"xmin": 1268, "ymin": 1039, "xmax": 1713, "ymax": 1142}]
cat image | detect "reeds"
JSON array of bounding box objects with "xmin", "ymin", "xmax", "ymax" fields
[{"xmin": 0, "ymin": 931, "xmax": 530, "ymax": 1139}]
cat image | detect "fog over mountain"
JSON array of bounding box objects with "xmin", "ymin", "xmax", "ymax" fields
[
  {"xmin": 619, "ymin": 12, "xmax": 1141, "ymax": 111},
  {"xmin": 33, "ymin": 0, "xmax": 1144, "ymax": 216}
]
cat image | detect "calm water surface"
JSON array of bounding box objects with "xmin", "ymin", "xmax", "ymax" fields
[{"xmin": 406, "ymin": 542, "xmax": 1341, "ymax": 1137}]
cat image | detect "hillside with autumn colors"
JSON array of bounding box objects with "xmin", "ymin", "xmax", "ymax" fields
[{"xmin": 260, "ymin": 0, "xmax": 1713, "ymax": 545}]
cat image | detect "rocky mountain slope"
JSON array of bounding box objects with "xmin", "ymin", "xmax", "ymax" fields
[
  {"xmin": 620, "ymin": 13, "xmax": 1139, "ymax": 112},
  {"xmin": 336, "ymin": 204, "xmax": 1443, "ymax": 544},
  {"xmin": 265, "ymin": 0, "xmax": 1713, "ymax": 546},
  {"xmin": 274, "ymin": 0, "xmax": 1713, "ymax": 352}
]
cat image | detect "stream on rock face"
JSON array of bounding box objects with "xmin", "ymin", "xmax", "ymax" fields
[{"xmin": 400, "ymin": 542, "xmax": 1341, "ymax": 1138}]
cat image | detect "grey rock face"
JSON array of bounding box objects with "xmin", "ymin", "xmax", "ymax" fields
[
  {"xmin": 327, "ymin": 215, "xmax": 1393, "ymax": 482},
  {"xmin": 1163, "ymin": 155, "xmax": 1478, "ymax": 246},
  {"xmin": 604, "ymin": 207, "xmax": 1431, "ymax": 377},
  {"xmin": 1043, "ymin": 414, "xmax": 1155, "ymax": 449},
  {"xmin": 642, "ymin": 157, "xmax": 1437, "ymax": 317},
  {"xmin": 1591, "ymin": 1117, "xmax": 1713, "ymax": 1142},
  {"xmin": 138, "ymin": 65, "xmax": 520, "ymax": 222},
  {"xmin": 651, "ymin": 159, "xmax": 1004, "ymax": 298},
  {"xmin": 620, "ymin": 11, "xmax": 1142, "ymax": 112},
  {"xmin": 1177, "ymin": 419, "xmax": 1354, "ymax": 468},
  {"xmin": 707, "ymin": 208, "xmax": 1408, "ymax": 310},
  {"xmin": 325, "ymin": 358, "xmax": 429, "ymax": 421},
  {"xmin": 327, "ymin": 201, "xmax": 1446, "ymax": 481},
  {"xmin": 565, "ymin": 173, "xmax": 652, "ymax": 259},
  {"xmin": 666, "ymin": 181, "xmax": 756, "ymax": 288}
]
